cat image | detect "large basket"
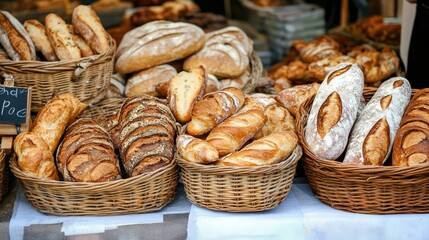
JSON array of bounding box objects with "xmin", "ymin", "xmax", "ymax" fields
[
  {"xmin": 177, "ymin": 144, "xmax": 302, "ymax": 212},
  {"xmin": 0, "ymin": 37, "xmax": 116, "ymax": 113},
  {"xmin": 296, "ymin": 87, "xmax": 429, "ymax": 214},
  {"xmin": 0, "ymin": 150, "xmax": 8, "ymax": 202},
  {"xmin": 10, "ymin": 155, "xmax": 179, "ymax": 216}
]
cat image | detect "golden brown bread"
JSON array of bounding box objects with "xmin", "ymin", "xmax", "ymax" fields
[
  {"xmin": 56, "ymin": 118, "xmax": 121, "ymax": 182},
  {"xmin": 206, "ymin": 109, "xmax": 267, "ymax": 157},
  {"xmin": 275, "ymin": 83, "xmax": 320, "ymax": 117},
  {"xmin": 253, "ymin": 104, "xmax": 295, "ymax": 140},
  {"xmin": 23, "ymin": 19, "xmax": 58, "ymax": 61},
  {"xmin": 167, "ymin": 66, "xmax": 207, "ymax": 123},
  {"xmin": 177, "ymin": 134, "xmax": 219, "ymax": 164},
  {"xmin": 0, "ymin": 10, "xmax": 36, "ymax": 61},
  {"xmin": 216, "ymin": 131, "xmax": 298, "ymax": 166},
  {"xmin": 72, "ymin": 5, "xmax": 109, "ymax": 54},
  {"xmin": 45, "ymin": 13, "xmax": 81, "ymax": 60},
  {"xmin": 13, "ymin": 132, "xmax": 59, "ymax": 180},
  {"xmin": 205, "ymin": 74, "xmax": 221, "ymax": 94},
  {"xmin": 186, "ymin": 87, "xmax": 246, "ymax": 136},
  {"xmin": 72, "ymin": 33, "xmax": 94, "ymax": 57},
  {"xmin": 30, "ymin": 93, "xmax": 87, "ymax": 153}
]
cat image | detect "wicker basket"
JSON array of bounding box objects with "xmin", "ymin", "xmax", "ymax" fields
[
  {"xmin": 10, "ymin": 155, "xmax": 179, "ymax": 216},
  {"xmin": 296, "ymin": 87, "xmax": 429, "ymax": 214},
  {"xmin": 0, "ymin": 150, "xmax": 8, "ymax": 202},
  {"xmin": 0, "ymin": 37, "xmax": 116, "ymax": 113},
  {"xmin": 177, "ymin": 144, "xmax": 302, "ymax": 212},
  {"xmin": 242, "ymin": 51, "xmax": 264, "ymax": 94}
]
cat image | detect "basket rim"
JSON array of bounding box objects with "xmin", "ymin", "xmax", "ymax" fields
[
  {"xmin": 242, "ymin": 50, "xmax": 264, "ymax": 93},
  {"xmin": 9, "ymin": 154, "xmax": 177, "ymax": 188},
  {"xmin": 177, "ymin": 143, "xmax": 302, "ymax": 174},
  {"xmin": 296, "ymin": 87, "xmax": 429, "ymax": 178}
]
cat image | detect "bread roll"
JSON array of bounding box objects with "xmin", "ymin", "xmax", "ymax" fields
[
  {"xmin": 177, "ymin": 134, "xmax": 219, "ymax": 164},
  {"xmin": 45, "ymin": 13, "xmax": 81, "ymax": 60},
  {"xmin": 217, "ymin": 131, "xmax": 298, "ymax": 166},
  {"xmin": 206, "ymin": 108, "xmax": 267, "ymax": 156},
  {"xmin": 187, "ymin": 87, "xmax": 245, "ymax": 136},
  {"xmin": 116, "ymin": 20, "xmax": 205, "ymax": 74},
  {"xmin": 275, "ymin": 83, "xmax": 320, "ymax": 117},
  {"xmin": 72, "ymin": 5, "xmax": 109, "ymax": 54},
  {"xmin": 23, "ymin": 19, "xmax": 57, "ymax": 61},
  {"xmin": 125, "ymin": 64, "xmax": 177, "ymax": 97},
  {"xmin": 57, "ymin": 118, "xmax": 121, "ymax": 182},
  {"xmin": 253, "ymin": 104, "xmax": 295, "ymax": 140},
  {"xmin": 168, "ymin": 66, "xmax": 206, "ymax": 123},
  {"xmin": 30, "ymin": 93, "xmax": 87, "ymax": 153},
  {"xmin": 304, "ymin": 63, "xmax": 364, "ymax": 160},
  {"xmin": 13, "ymin": 132, "xmax": 59, "ymax": 180},
  {"xmin": 72, "ymin": 33, "xmax": 94, "ymax": 57},
  {"xmin": 219, "ymin": 68, "xmax": 251, "ymax": 90},
  {"xmin": 205, "ymin": 73, "xmax": 221, "ymax": 94},
  {"xmin": 183, "ymin": 26, "xmax": 253, "ymax": 78},
  {"xmin": 343, "ymin": 77, "xmax": 411, "ymax": 165},
  {"xmin": 0, "ymin": 11, "xmax": 36, "ymax": 61}
]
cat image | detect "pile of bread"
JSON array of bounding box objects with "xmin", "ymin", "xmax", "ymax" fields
[
  {"xmin": 13, "ymin": 92, "xmax": 177, "ymax": 182},
  {"xmin": 304, "ymin": 62, "xmax": 429, "ymax": 167},
  {"xmin": 349, "ymin": 15, "xmax": 401, "ymax": 45},
  {"xmin": 268, "ymin": 35, "xmax": 400, "ymax": 91},
  {"xmin": 170, "ymin": 67, "xmax": 298, "ymax": 166},
  {"xmin": 0, "ymin": 5, "xmax": 109, "ymax": 61},
  {"xmin": 109, "ymin": 21, "xmax": 256, "ymax": 99}
]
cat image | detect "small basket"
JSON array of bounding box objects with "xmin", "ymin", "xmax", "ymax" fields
[
  {"xmin": 0, "ymin": 150, "xmax": 9, "ymax": 202},
  {"xmin": 10, "ymin": 155, "xmax": 179, "ymax": 216},
  {"xmin": 0, "ymin": 36, "xmax": 116, "ymax": 113},
  {"xmin": 177, "ymin": 144, "xmax": 302, "ymax": 212},
  {"xmin": 296, "ymin": 87, "xmax": 429, "ymax": 214}
]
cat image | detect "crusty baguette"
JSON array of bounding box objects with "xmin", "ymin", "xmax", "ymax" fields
[
  {"xmin": 0, "ymin": 11, "xmax": 36, "ymax": 61},
  {"xmin": 206, "ymin": 108, "xmax": 267, "ymax": 157},
  {"xmin": 187, "ymin": 87, "xmax": 246, "ymax": 136},
  {"xmin": 177, "ymin": 134, "xmax": 219, "ymax": 164},
  {"xmin": 24, "ymin": 19, "xmax": 58, "ymax": 61},
  {"xmin": 217, "ymin": 131, "xmax": 298, "ymax": 166},
  {"xmin": 168, "ymin": 66, "xmax": 206, "ymax": 123},
  {"xmin": 13, "ymin": 132, "xmax": 59, "ymax": 180},
  {"xmin": 45, "ymin": 13, "xmax": 81, "ymax": 60},
  {"xmin": 72, "ymin": 5, "xmax": 109, "ymax": 54},
  {"xmin": 72, "ymin": 33, "xmax": 94, "ymax": 57}
]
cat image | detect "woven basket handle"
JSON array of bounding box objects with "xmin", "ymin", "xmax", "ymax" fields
[{"xmin": 72, "ymin": 56, "xmax": 98, "ymax": 82}]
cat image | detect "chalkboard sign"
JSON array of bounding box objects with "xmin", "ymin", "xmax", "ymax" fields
[{"xmin": 0, "ymin": 86, "xmax": 30, "ymax": 125}]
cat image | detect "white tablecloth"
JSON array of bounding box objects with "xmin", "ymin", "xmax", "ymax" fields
[
  {"xmin": 9, "ymin": 183, "xmax": 191, "ymax": 240},
  {"xmin": 187, "ymin": 179, "xmax": 429, "ymax": 240}
]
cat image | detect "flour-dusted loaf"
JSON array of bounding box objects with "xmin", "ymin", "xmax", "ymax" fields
[
  {"xmin": 72, "ymin": 5, "xmax": 109, "ymax": 54},
  {"xmin": 343, "ymin": 77, "xmax": 411, "ymax": 165},
  {"xmin": 125, "ymin": 64, "xmax": 177, "ymax": 97},
  {"xmin": 217, "ymin": 131, "xmax": 298, "ymax": 166},
  {"xmin": 23, "ymin": 19, "xmax": 57, "ymax": 61},
  {"xmin": 118, "ymin": 95, "xmax": 176, "ymax": 177},
  {"xmin": 177, "ymin": 134, "xmax": 219, "ymax": 164},
  {"xmin": 0, "ymin": 11, "xmax": 36, "ymax": 61},
  {"xmin": 167, "ymin": 66, "xmax": 206, "ymax": 123},
  {"xmin": 57, "ymin": 118, "xmax": 121, "ymax": 182},
  {"xmin": 304, "ymin": 63, "xmax": 364, "ymax": 160},
  {"xmin": 392, "ymin": 89, "xmax": 429, "ymax": 166},
  {"xmin": 115, "ymin": 20, "xmax": 205, "ymax": 74},
  {"xmin": 13, "ymin": 132, "xmax": 59, "ymax": 180},
  {"xmin": 183, "ymin": 26, "xmax": 253, "ymax": 78},
  {"xmin": 186, "ymin": 87, "xmax": 245, "ymax": 136},
  {"xmin": 45, "ymin": 13, "xmax": 81, "ymax": 60}
]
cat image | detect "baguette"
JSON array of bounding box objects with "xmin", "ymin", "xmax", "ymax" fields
[
  {"xmin": 23, "ymin": 19, "xmax": 58, "ymax": 61},
  {"xmin": 45, "ymin": 13, "xmax": 81, "ymax": 60},
  {"xmin": 177, "ymin": 134, "xmax": 219, "ymax": 164}
]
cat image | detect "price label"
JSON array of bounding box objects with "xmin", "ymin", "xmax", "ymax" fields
[{"xmin": 0, "ymin": 86, "xmax": 30, "ymax": 125}]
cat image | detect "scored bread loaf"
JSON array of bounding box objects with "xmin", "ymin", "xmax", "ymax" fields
[
  {"xmin": 392, "ymin": 89, "xmax": 429, "ymax": 166},
  {"xmin": 23, "ymin": 19, "xmax": 58, "ymax": 61},
  {"xmin": 183, "ymin": 26, "xmax": 253, "ymax": 79},
  {"xmin": 125, "ymin": 64, "xmax": 177, "ymax": 97},
  {"xmin": 115, "ymin": 20, "xmax": 205, "ymax": 74},
  {"xmin": 275, "ymin": 83, "xmax": 320, "ymax": 117},
  {"xmin": 186, "ymin": 87, "xmax": 246, "ymax": 136},
  {"xmin": 217, "ymin": 131, "xmax": 298, "ymax": 166},
  {"xmin": 118, "ymin": 95, "xmax": 176, "ymax": 177},
  {"xmin": 168, "ymin": 66, "xmax": 206, "ymax": 123},
  {"xmin": 45, "ymin": 13, "xmax": 81, "ymax": 60},
  {"xmin": 206, "ymin": 108, "xmax": 267, "ymax": 157},
  {"xmin": 57, "ymin": 118, "xmax": 121, "ymax": 182},
  {"xmin": 177, "ymin": 134, "xmax": 219, "ymax": 164},
  {"xmin": 304, "ymin": 63, "xmax": 364, "ymax": 160},
  {"xmin": 0, "ymin": 10, "xmax": 36, "ymax": 61},
  {"xmin": 343, "ymin": 77, "xmax": 411, "ymax": 165},
  {"xmin": 30, "ymin": 93, "xmax": 87, "ymax": 153},
  {"xmin": 13, "ymin": 132, "xmax": 59, "ymax": 180}
]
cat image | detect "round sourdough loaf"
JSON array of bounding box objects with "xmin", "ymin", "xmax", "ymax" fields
[{"xmin": 115, "ymin": 20, "xmax": 205, "ymax": 74}]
